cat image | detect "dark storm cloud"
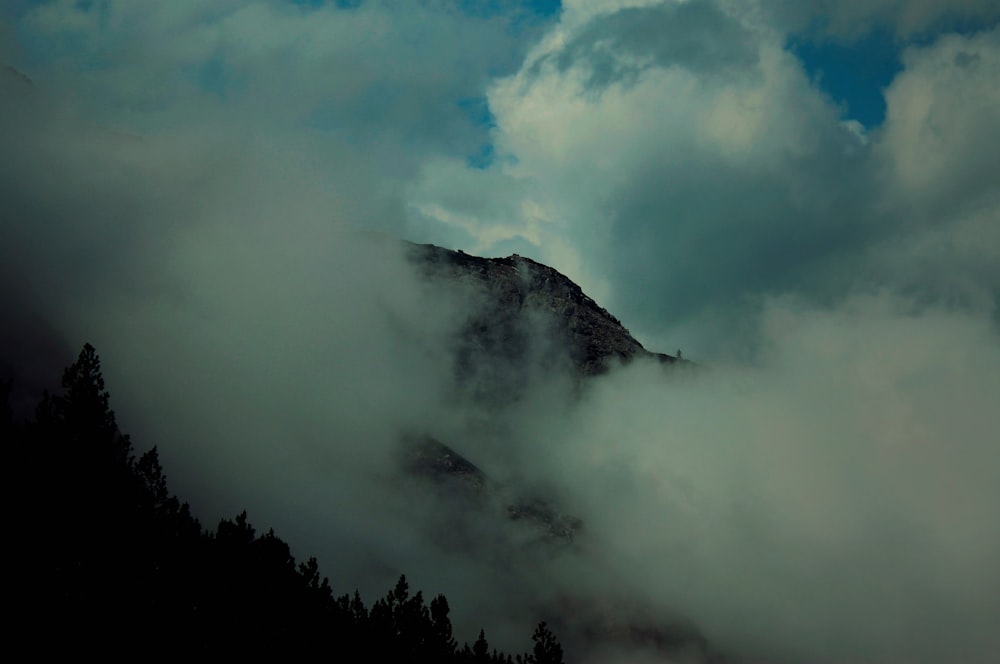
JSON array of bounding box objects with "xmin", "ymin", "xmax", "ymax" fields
[
  {"xmin": 601, "ymin": 127, "xmax": 878, "ymax": 347},
  {"xmin": 0, "ymin": 71, "xmax": 212, "ymax": 300},
  {"xmin": 762, "ymin": 0, "xmax": 1000, "ymax": 39},
  {"xmin": 0, "ymin": 65, "xmax": 217, "ymax": 398}
]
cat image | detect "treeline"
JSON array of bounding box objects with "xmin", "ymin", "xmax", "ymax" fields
[{"xmin": 5, "ymin": 343, "xmax": 564, "ymax": 661}]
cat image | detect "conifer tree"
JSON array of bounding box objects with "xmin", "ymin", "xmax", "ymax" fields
[
  {"xmin": 430, "ymin": 594, "xmax": 458, "ymax": 658},
  {"xmin": 473, "ymin": 628, "xmax": 491, "ymax": 661},
  {"xmin": 8, "ymin": 343, "xmax": 568, "ymax": 661},
  {"xmin": 531, "ymin": 622, "xmax": 565, "ymax": 664},
  {"xmin": 60, "ymin": 343, "xmax": 120, "ymax": 445}
]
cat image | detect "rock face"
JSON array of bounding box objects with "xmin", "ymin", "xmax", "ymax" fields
[
  {"xmin": 408, "ymin": 242, "xmax": 676, "ymax": 379},
  {"xmin": 400, "ymin": 433, "xmax": 583, "ymax": 548}
]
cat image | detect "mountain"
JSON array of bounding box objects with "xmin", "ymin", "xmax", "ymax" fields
[
  {"xmin": 401, "ymin": 242, "xmax": 685, "ymax": 546},
  {"xmin": 398, "ymin": 244, "xmax": 722, "ymax": 661}
]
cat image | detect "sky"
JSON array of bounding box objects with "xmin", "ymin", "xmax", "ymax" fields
[{"xmin": 2, "ymin": 1, "xmax": 1000, "ymax": 662}]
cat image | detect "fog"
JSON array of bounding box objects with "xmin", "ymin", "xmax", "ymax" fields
[
  {"xmin": 3, "ymin": 2, "xmax": 1000, "ymax": 662},
  {"xmin": 546, "ymin": 297, "xmax": 1000, "ymax": 662}
]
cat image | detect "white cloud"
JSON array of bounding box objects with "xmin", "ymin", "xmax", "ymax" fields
[
  {"xmin": 412, "ymin": 2, "xmax": 1000, "ymax": 360},
  {"xmin": 15, "ymin": 0, "xmax": 530, "ymax": 167},
  {"xmin": 412, "ymin": 0, "xmax": 880, "ymax": 354},
  {"xmin": 878, "ymin": 27, "xmax": 1000, "ymax": 215},
  {"xmin": 540, "ymin": 293, "xmax": 1000, "ymax": 662}
]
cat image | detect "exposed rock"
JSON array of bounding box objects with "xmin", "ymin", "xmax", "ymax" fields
[
  {"xmin": 408, "ymin": 242, "xmax": 677, "ymax": 379},
  {"xmin": 400, "ymin": 433, "xmax": 488, "ymax": 498},
  {"xmin": 400, "ymin": 433, "xmax": 581, "ymax": 547}
]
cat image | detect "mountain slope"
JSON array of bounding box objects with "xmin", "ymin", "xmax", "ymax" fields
[{"xmin": 396, "ymin": 244, "xmax": 725, "ymax": 660}]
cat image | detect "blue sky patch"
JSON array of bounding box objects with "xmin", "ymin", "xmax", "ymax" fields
[
  {"xmin": 789, "ymin": 15, "xmax": 999, "ymax": 129},
  {"xmin": 458, "ymin": 96, "xmax": 497, "ymax": 168},
  {"xmin": 184, "ymin": 55, "xmax": 229, "ymax": 99},
  {"xmin": 466, "ymin": 142, "xmax": 495, "ymax": 169},
  {"xmin": 788, "ymin": 26, "xmax": 902, "ymax": 129},
  {"xmin": 287, "ymin": 0, "xmax": 361, "ymax": 8},
  {"xmin": 457, "ymin": 0, "xmax": 561, "ymax": 20},
  {"xmin": 520, "ymin": 0, "xmax": 561, "ymax": 19},
  {"xmin": 457, "ymin": 96, "xmax": 496, "ymax": 129}
]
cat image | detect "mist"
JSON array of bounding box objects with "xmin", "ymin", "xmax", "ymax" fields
[
  {"xmin": 531, "ymin": 296, "xmax": 1000, "ymax": 662},
  {"xmin": 0, "ymin": 58, "xmax": 580, "ymax": 647},
  {"xmin": 3, "ymin": 2, "xmax": 1000, "ymax": 662}
]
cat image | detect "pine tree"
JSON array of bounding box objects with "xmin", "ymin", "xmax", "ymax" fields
[
  {"xmin": 1, "ymin": 378, "xmax": 12, "ymax": 435},
  {"xmin": 473, "ymin": 628, "xmax": 490, "ymax": 661},
  {"xmin": 531, "ymin": 622, "xmax": 565, "ymax": 664},
  {"xmin": 136, "ymin": 447, "xmax": 170, "ymax": 510},
  {"xmin": 429, "ymin": 594, "xmax": 458, "ymax": 658},
  {"xmin": 60, "ymin": 343, "xmax": 120, "ymax": 444}
]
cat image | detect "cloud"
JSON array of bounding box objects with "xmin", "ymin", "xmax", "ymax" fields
[
  {"xmin": 0, "ymin": 54, "xmax": 558, "ymax": 646},
  {"xmin": 0, "ymin": 10, "xmax": 587, "ymax": 643},
  {"xmin": 412, "ymin": 0, "xmax": 879, "ymax": 354},
  {"xmin": 547, "ymin": 0, "xmax": 759, "ymax": 90},
  {"xmin": 412, "ymin": 1, "xmax": 1000, "ymax": 360},
  {"xmin": 877, "ymin": 27, "xmax": 1000, "ymax": 215},
  {"xmin": 12, "ymin": 0, "xmax": 549, "ymax": 173},
  {"xmin": 400, "ymin": 15, "xmax": 1000, "ymax": 657},
  {"xmin": 531, "ymin": 293, "xmax": 1000, "ymax": 662}
]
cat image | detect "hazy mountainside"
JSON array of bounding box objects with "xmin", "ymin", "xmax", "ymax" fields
[
  {"xmin": 4, "ymin": 344, "xmax": 567, "ymax": 661},
  {"xmin": 396, "ymin": 243, "xmax": 722, "ymax": 661},
  {"xmin": 1, "ymin": 236, "xmax": 719, "ymax": 661}
]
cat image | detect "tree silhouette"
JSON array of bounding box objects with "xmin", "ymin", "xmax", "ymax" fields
[
  {"xmin": 135, "ymin": 446, "xmax": 170, "ymax": 510},
  {"xmin": 58, "ymin": 343, "xmax": 128, "ymax": 460},
  {"xmin": 531, "ymin": 622, "xmax": 565, "ymax": 664},
  {"xmin": 430, "ymin": 594, "xmax": 458, "ymax": 658},
  {"xmin": 473, "ymin": 628, "xmax": 491, "ymax": 661},
  {"xmin": 7, "ymin": 342, "xmax": 566, "ymax": 660},
  {"xmin": 1, "ymin": 378, "xmax": 12, "ymax": 435}
]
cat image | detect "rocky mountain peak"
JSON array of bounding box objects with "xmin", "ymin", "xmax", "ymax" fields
[{"xmin": 408, "ymin": 242, "xmax": 677, "ymax": 377}]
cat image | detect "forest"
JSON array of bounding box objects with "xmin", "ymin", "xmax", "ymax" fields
[{"xmin": 5, "ymin": 343, "xmax": 564, "ymax": 661}]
